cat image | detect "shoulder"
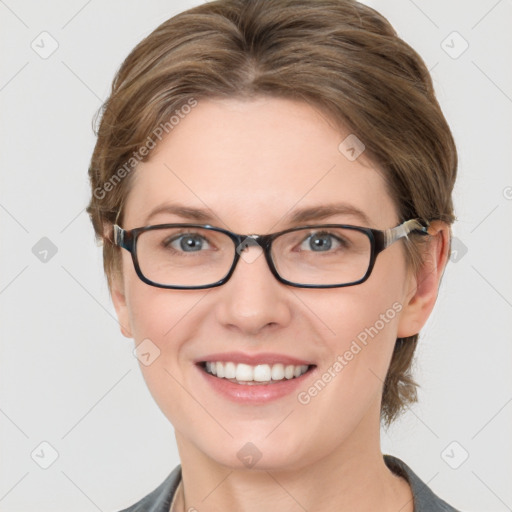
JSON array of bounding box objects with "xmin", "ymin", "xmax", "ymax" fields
[
  {"xmin": 117, "ymin": 464, "xmax": 182, "ymax": 512},
  {"xmin": 384, "ymin": 454, "xmax": 462, "ymax": 512}
]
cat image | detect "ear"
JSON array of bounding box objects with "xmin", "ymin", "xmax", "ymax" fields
[
  {"xmin": 396, "ymin": 221, "xmax": 451, "ymax": 338},
  {"xmin": 110, "ymin": 271, "xmax": 133, "ymax": 339}
]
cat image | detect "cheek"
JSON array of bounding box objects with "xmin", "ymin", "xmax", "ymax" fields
[
  {"xmin": 123, "ymin": 275, "xmax": 184, "ymax": 381},
  {"xmin": 308, "ymin": 266, "xmax": 407, "ymax": 389},
  {"xmin": 124, "ymin": 283, "xmax": 202, "ymax": 416},
  {"xmin": 126, "ymin": 281, "xmax": 205, "ymax": 347},
  {"xmin": 312, "ymin": 281, "xmax": 404, "ymax": 351}
]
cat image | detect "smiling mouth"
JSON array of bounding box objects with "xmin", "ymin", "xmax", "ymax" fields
[{"xmin": 198, "ymin": 361, "xmax": 316, "ymax": 385}]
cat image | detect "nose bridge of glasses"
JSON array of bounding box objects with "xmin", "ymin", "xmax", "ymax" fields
[
  {"xmin": 235, "ymin": 231, "xmax": 274, "ymax": 249},
  {"xmin": 235, "ymin": 234, "xmax": 267, "ymax": 265}
]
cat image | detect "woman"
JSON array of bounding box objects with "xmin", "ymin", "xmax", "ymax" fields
[{"xmin": 87, "ymin": 0, "xmax": 461, "ymax": 510}]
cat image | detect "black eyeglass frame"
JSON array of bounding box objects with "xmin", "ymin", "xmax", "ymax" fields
[{"xmin": 112, "ymin": 218, "xmax": 430, "ymax": 290}]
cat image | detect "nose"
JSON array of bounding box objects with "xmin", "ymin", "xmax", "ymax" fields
[{"xmin": 213, "ymin": 242, "xmax": 293, "ymax": 335}]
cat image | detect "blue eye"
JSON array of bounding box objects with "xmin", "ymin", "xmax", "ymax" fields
[
  {"xmin": 165, "ymin": 234, "xmax": 210, "ymax": 252},
  {"xmin": 300, "ymin": 231, "xmax": 347, "ymax": 252}
]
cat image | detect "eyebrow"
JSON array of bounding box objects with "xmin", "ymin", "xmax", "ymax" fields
[{"xmin": 144, "ymin": 202, "xmax": 372, "ymax": 227}]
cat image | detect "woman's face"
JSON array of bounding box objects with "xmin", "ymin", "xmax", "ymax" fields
[{"xmin": 112, "ymin": 97, "xmax": 418, "ymax": 470}]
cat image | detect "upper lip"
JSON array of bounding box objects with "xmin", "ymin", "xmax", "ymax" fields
[{"xmin": 194, "ymin": 352, "xmax": 315, "ymax": 366}]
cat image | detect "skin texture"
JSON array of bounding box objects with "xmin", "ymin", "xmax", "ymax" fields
[{"xmin": 111, "ymin": 97, "xmax": 450, "ymax": 512}]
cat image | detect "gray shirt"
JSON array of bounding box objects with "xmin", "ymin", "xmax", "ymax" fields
[{"xmin": 118, "ymin": 454, "xmax": 461, "ymax": 511}]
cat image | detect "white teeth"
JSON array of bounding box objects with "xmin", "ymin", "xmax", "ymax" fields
[
  {"xmin": 236, "ymin": 363, "xmax": 254, "ymax": 381},
  {"xmin": 224, "ymin": 361, "xmax": 236, "ymax": 379},
  {"xmin": 216, "ymin": 362, "xmax": 225, "ymax": 378},
  {"xmin": 271, "ymin": 363, "xmax": 285, "ymax": 380},
  {"xmin": 204, "ymin": 361, "xmax": 310, "ymax": 382},
  {"xmin": 284, "ymin": 365, "xmax": 295, "ymax": 379}
]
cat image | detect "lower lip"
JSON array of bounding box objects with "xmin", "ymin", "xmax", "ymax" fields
[{"xmin": 196, "ymin": 364, "xmax": 316, "ymax": 404}]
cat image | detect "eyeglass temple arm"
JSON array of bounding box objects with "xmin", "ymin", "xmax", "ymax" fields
[
  {"xmin": 113, "ymin": 224, "xmax": 125, "ymax": 248},
  {"xmin": 383, "ymin": 219, "xmax": 430, "ymax": 248}
]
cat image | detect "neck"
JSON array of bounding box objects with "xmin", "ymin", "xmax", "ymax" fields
[{"xmin": 172, "ymin": 408, "xmax": 413, "ymax": 512}]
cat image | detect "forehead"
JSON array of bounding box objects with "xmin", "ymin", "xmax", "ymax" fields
[{"xmin": 124, "ymin": 97, "xmax": 398, "ymax": 232}]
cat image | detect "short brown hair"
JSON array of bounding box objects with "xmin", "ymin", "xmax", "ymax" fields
[{"xmin": 87, "ymin": 0, "xmax": 457, "ymax": 427}]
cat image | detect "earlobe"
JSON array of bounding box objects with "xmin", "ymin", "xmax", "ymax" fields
[
  {"xmin": 396, "ymin": 222, "xmax": 451, "ymax": 338},
  {"xmin": 110, "ymin": 273, "xmax": 133, "ymax": 339}
]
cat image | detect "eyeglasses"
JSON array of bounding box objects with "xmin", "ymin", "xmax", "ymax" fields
[{"xmin": 112, "ymin": 218, "xmax": 430, "ymax": 290}]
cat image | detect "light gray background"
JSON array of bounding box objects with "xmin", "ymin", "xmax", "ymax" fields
[{"xmin": 1, "ymin": 0, "xmax": 511, "ymax": 510}]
